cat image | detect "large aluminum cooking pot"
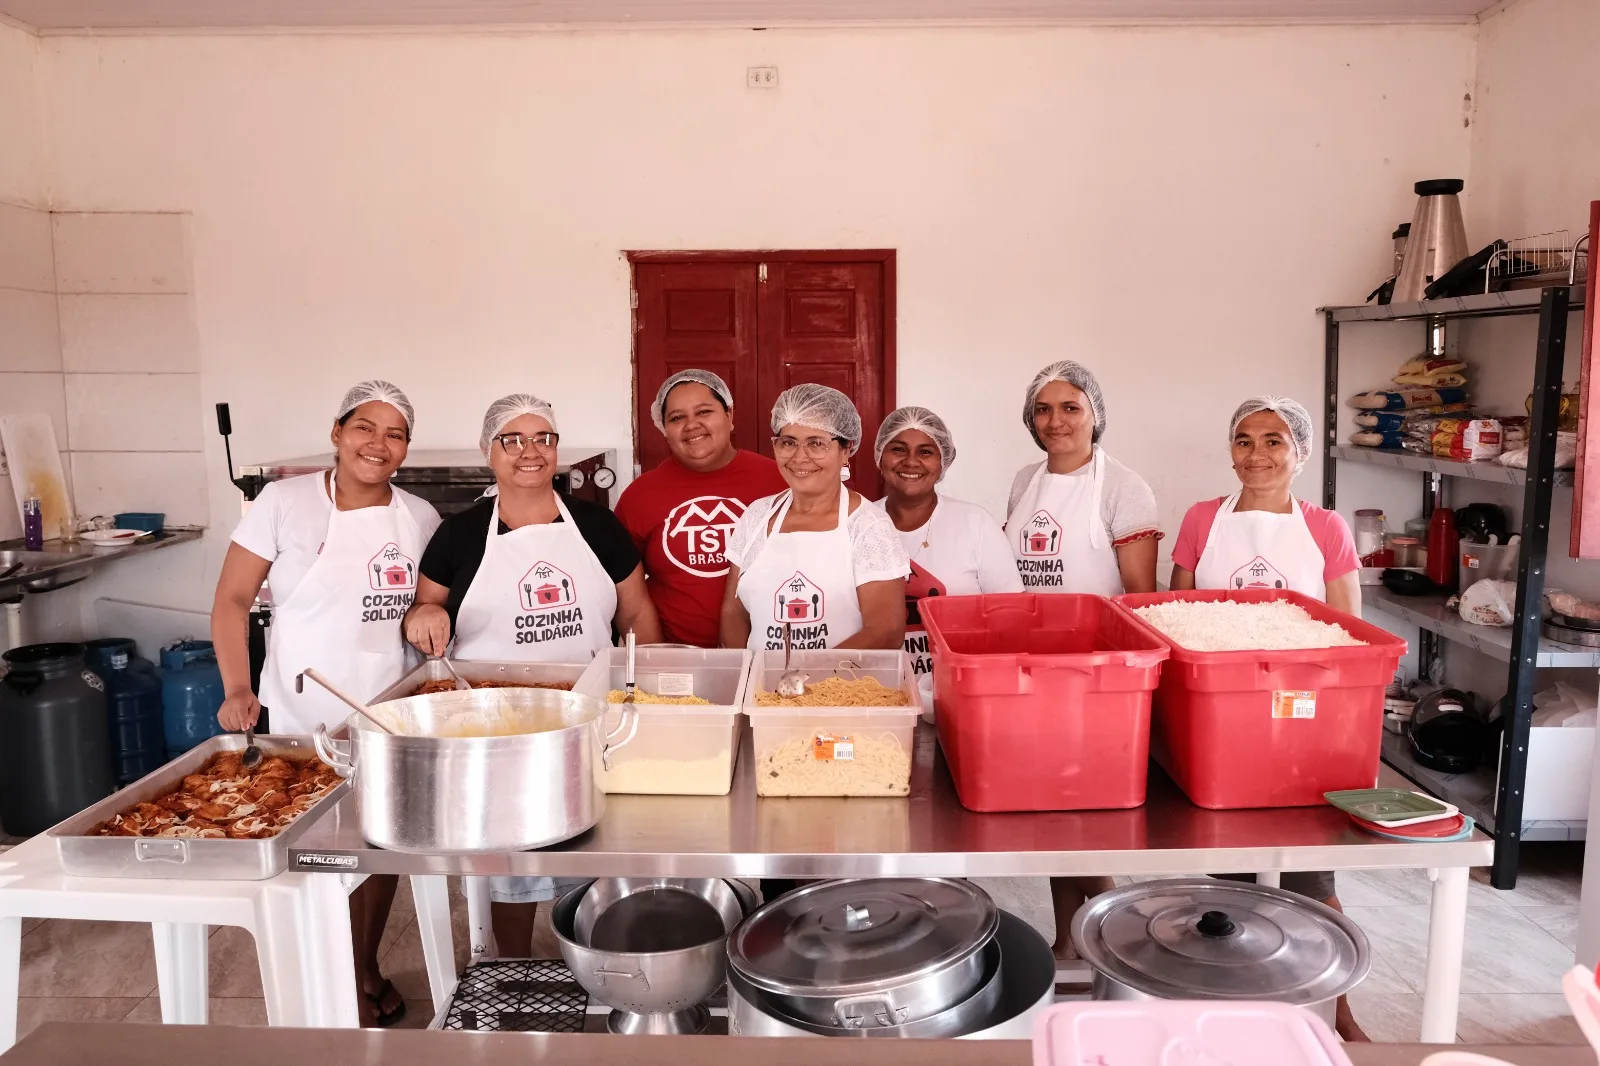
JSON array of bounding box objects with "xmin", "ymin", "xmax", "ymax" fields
[
  {"xmin": 554, "ymin": 878, "xmax": 751, "ymax": 1035},
  {"xmin": 727, "ymin": 878, "xmax": 997, "ymax": 1030},
  {"xmin": 727, "ymin": 909, "xmax": 1053, "ymax": 1040},
  {"xmin": 312, "ymin": 687, "xmax": 635, "ymax": 853},
  {"xmin": 1072, "ymin": 878, "xmax": 1370, "ymax": 1028}
]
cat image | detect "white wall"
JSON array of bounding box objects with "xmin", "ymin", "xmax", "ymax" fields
[
  {"xmin": 1468, "ymin": 0, "xmax": 1600, "ymax": 240},
  {"xmin": 36, "ymin": 24, "xmax": 1476, "ymax": 592},
  {"xmin": 0, "ymin": 20, "xmax": 43, "ymax": 208}
]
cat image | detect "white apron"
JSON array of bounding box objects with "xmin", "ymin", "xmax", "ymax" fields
[
  {"xmin": 736, "ymin": 486, "xmax": 865, "ymax": 652},
  {"xmin": 1193, "ymin": 492, "xmax": 1327, "ymax": 598},
  {"xmin": 258, "ymin": 472, "xmax": 426, "ymax": 735},
  {"xmin": 1005, "ymin": 449, "xmax": 1124, "ymax": 596},
  {"xmin": 452, "ymin": 495, "xmax": 618, "ymax": 662}
]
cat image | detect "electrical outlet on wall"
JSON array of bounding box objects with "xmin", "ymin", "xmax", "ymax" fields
[{"xmin": 746, "ymin": 66, "xmax": 778, "ymax": 89}]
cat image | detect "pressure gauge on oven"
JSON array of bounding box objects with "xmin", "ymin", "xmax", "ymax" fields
[
  {"xmin": 593, "ymin": 467, "xmax": 616, "ymax": 490},
  {"xmin": 567, "ymin": 468, "xmax": 587, "ymax": 490}
]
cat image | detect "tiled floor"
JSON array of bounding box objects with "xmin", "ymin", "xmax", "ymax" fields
[{"xmin": 1, "ymin": 846, "xmax": 1588, "ymax": 1046}]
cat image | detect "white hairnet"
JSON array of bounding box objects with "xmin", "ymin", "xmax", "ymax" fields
[
  {"xmin": 874, "ymin": 405, "xmax": 956, "ymax": 476},
  {"xmin": 1023, "ymin": 361, "xmax": 1105, "ymax": 447},
  {"xmin": 337, "ymin": 379, "xmax": 414, "ymax": 432},
  {"xmin": 652, "ymin": 369, "xmax": 733, "ymax": 432},
  {"xmin": 770, "ymin": 384, "xmax": 863, "ymax": 456},
  {"xmin": 480, "ymin": 393, "xmax": 558, "ymax": 457},
  {"xmin": 1230, "ymin": 396, "xmax": 1315, "ymax": 475}
]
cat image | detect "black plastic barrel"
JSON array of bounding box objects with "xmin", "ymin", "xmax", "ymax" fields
[
  {"xmin": 84, "ymin": 638, "xmax": 166, "ymax": 785},
  {"xmin": 0, "ymin": 643, "xmax": 116, "ymax": 836}
]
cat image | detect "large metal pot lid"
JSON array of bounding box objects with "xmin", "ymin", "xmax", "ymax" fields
[
  {"xmin": 1072, "ymin": 879, "xmax": 1370, "ymax": 1004},
  {"xmin": 728, "ymin": 878, "xmax": 997, "ymax": 997}
]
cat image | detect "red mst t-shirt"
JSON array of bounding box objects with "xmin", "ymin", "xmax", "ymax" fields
[{"xmin": 614, "ymin": 450, "xmax": 789, "ymax": 647}]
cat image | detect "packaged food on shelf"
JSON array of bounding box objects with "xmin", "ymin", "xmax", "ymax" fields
[
  {"xmin": 1114, "ymin": 590, "xmax": 1407, "ymax": 809},
  {"xmin": 1431, "ymin": 417, "xmax": 1502, "ymax": 461},
  {"xmin": 1456, "ymin": 579, "xmax": 1517, "ymax": 626},
  {"xmin": 744, "ymin": 649, "xmax": 920, "ymax": 797},
  {"xmin": 1349, "ymin": 430, "xmax": 1406, "ymax": 449},
  {"xmin": 1499, "ymin": 415, "xmax": 1530, "ymax": 451},
  {"xmin": 574, "ymin": 646, "xmax": 750, "ymax": 796},
  {"xmin": 1353, "ymin": 402, "xmax": 1473, "ymax": 432},
  {"xmin": 1348, "ymin": 387, "xmax": 1469, "ymax": 412},
  {"xmin": 1393, "ymin": 354, "xmax": 1469, "ymax": 387},
  {"xmin": 1499, "ymin": 430, "xmax": 1578, "ymax": 470},
  {"xmin": 1526, "ymin": 388, "xmax": 1580, "ymax": 431}
]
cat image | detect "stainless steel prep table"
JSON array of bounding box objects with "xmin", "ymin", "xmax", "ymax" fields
[
  {"xmin": 0, "ymin": 1024, "xmax": 1584, "ymax": 1066},
  {"xmin": 290, "ymin": 726, "xmax": 1490, "ymax": 1042}
]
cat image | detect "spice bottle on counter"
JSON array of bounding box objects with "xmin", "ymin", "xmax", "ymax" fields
[
  {"xmin": 1425, "ymin": 506, "xmax": 1459, "ymax": 591},
  {"xmin": 22, "ymin": 495, "xmax": 43, "ymax": 551}
]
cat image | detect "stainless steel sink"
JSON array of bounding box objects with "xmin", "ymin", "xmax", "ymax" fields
[{"xmin": 0, "ymin": 550, "xmax": 80, "ymax": 568}]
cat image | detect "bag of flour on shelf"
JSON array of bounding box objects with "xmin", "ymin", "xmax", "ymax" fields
[
  {"xmin": 1350, "ymin": 430, "xmax": 1406, "ymax": 449},
  {"xmin": 1432, "ymin": 418, "xmax": 1503, "ymax": 461},
  {"xmin": 1355, "ymin": 403, "xmax": 1474, "ymax": 432},
  {"xmin": 1349, "ymin": 387, "xmax": 1470, "ymax": 411},
  {"xmin": 1393, "ymin": 355, "xmax": 1469, "ymax": 388}
]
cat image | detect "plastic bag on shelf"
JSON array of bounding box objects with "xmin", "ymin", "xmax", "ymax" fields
[
  {"xmin": 1457, "ymin": 579, "xmax": 1517, "ymax": 626},
  {"xmin": 1498, "ymin": 430, "xmax": 1578, "ymax": 470},
  {"xmin": 1432, "ymin": 418, "xmax": 1503, "ymax": 461},
  {"xmin": 1349, "ymin": 387, "xmax": 1470, "ymax": 411},
  {"xmin": 1532, "ymin": 682, "xmax": 1599, "ymax": 728},
  {"xmin": 1393, "ymin": 355, "xmax": 1469, "ymax": 387}
]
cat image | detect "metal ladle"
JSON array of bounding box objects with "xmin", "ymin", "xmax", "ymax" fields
[
  {"xmin": 777, "ymin": 622, "xmax": 807, "ymax": 699},
  {"xmin": 297, "ymin": 668, "xmax": 397, "ymax": 735}
]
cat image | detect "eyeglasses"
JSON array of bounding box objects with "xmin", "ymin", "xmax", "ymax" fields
[
  {"xmin": 772, "ymin": 435, "xmax": 841, "ymax": 459},
  {"xmin": 495, "ymin": 431, "xmax": 559, "ymax": 455}
]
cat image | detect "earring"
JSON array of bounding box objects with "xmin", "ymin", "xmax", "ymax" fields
[{"xmin": 841, "ymin": 464, "xmax": 851, "ymax": 482}]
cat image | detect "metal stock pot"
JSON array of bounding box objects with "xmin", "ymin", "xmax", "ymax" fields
[
  {"xmin": 1072, "ymin": 878, "xmax": 1370, "ymax": 1028},
  {"xmin": 313, "ymin": 686, "xmax": 636, "ymax": 853}
]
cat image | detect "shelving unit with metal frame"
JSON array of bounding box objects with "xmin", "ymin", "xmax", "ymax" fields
[{"xmin": 1321, "ymin": 284, "xmax": 1585, "ymax": 888}]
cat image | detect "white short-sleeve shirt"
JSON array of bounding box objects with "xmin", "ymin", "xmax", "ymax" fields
[
  {"xmin": 872, "ymin": 494, "xmax": 1022, "ymax": 596},
  {"xmin": 230, "ymin": 471, "xmax": 442, "ymax": 605}
]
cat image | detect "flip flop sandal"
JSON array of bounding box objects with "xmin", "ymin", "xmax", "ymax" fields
[{"xmin": 365, "ymin": 978, "xmax": 408, "ymax": 1029}]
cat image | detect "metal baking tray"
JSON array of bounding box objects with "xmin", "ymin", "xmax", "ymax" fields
[
  {"xmin": 48, "ymin": 734, "xmax": 347, "ymax": 880},
  {"xmin": 370, "ymin": 657, "xmax": 593, "ymax": 704},
  {"xmin": 1549, "ymin": 610, "xmax": 1600, "ymax": 633}
]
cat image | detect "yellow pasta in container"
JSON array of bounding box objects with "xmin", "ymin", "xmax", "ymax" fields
[{"xmin": 744, "ymin": 649, "xmax": 921, "ymax": 798}]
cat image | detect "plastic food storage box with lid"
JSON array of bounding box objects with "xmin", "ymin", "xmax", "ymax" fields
[
  {"xmin": 573, "ymin": 646, "xmax": 749, "ymax": 795},
  {"xmin": 921, "ymin": 593, "xmax": 1170, "ymax": 812},
  {"xmin": 1113, "ymin": 589, "xmax": 1407, "ymax": 810},
  {"xmin": 743, "ymin": 649, "xmax": 921, "ymax": 797}
]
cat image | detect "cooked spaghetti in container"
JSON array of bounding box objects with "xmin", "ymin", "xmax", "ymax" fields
[
  {"xmin": 573, "ymin": 646, "xmax": 751, "ymax": 796},
  {"xmin": 743, "ymin": 649, "xmax": 921, "ymax": 797}
]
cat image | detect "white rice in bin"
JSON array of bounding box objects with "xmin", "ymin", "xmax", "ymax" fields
[{"xmin": 1133, "ymin": 600, "xmax": 1366, "ymax": 651}]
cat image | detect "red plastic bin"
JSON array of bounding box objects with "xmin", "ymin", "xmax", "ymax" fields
[
  {"xmin": 920, "ymin": 593, "xmax": 1170, "ymax": 812},
  {"xmin": 1112, "ymin": 589, "xmax": 1407, "ymax": 810}
]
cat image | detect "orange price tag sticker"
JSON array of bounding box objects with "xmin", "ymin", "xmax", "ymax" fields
[
  {"xmin": 1272, "ymin": 690, "xmax": 1317, "ymax": 720},
  {"xmin": 812, "ymin": 733, "xmax": 856, "ymax": 761}
]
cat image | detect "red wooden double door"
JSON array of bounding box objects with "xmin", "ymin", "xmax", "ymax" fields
[{"xmin": 631, "ymin": 252, "xmax": 895, "ymax": 499}]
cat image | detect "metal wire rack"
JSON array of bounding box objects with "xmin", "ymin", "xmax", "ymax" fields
[
  {"xmin": 433, "ymin": 958, "xmax": 590, "ymax": 1033},
  {"xmin": 1485, "ymin": 230, "xmax": 1590, "ymax": 292}
]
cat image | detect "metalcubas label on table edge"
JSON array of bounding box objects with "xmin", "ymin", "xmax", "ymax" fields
[{"xmin": 295, "ymin": 853, "xmax": 359, "ymax": 869}]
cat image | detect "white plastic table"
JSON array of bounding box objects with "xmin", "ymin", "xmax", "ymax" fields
[{"xmin": 0, "ymin": 835, "xmax": 456, "ymax": 1051}]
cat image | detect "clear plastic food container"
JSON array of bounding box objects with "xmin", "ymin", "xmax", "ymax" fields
[
  {"xmin": 742, "ymin": 649, "xmax": 921, "ymax": 797},
  {"xmin": 573, "ymin": 646, "xmax": 750, "ymax": 795}
]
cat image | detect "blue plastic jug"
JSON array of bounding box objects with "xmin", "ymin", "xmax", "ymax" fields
[
  {"xmin": 160, "ymin": 639, "xmax": 225, "ymax": 757},
  {"xmin": 85, "ymin": 637, "xmax": 167, "ymax": 784}
]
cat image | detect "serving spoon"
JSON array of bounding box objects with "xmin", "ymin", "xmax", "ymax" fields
[{"xmin": 777, "ymin": 622, "xmax": 808, "ymax": 699}]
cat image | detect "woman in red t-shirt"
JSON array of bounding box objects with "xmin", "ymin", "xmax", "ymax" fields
[
  {"xmin": 614, "ymin": 370, "xmax": 788, "ymax": 647},
  {"xmin": 1169, "ymin": 395, "xmax": 1366, "ymax": 1042}
]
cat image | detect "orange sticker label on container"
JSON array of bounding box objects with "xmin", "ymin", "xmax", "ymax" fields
[
  {"xmin": 813, "ymin": 733, "xmax": 856, "ymax": 761},
  {"xmin": 1272, "ymin": 690, "xmax": 1317, "ymax": 720}
]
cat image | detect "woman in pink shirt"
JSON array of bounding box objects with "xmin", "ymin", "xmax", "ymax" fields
[
  {"xmin": 1170, "ymin": 396, "xmax": 1361, "ymax": 613},
  {"xmin": 1168, "ymin": 394, "xmax": 1366, "ymax": 1041}
]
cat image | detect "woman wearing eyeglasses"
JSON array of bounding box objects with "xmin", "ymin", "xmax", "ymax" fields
[
  {"xmin": 404, "ymin": 393, "xmax": 661, "ymax": 954},
  {"xmin": 719, "ymin": 383, "xmax": 910, "ymax": 654}
]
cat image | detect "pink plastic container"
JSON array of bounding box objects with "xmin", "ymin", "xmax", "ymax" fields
[{"xmin": 1032, "ymin": 1001, "xmax": 1355, "ymax": 1066}]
